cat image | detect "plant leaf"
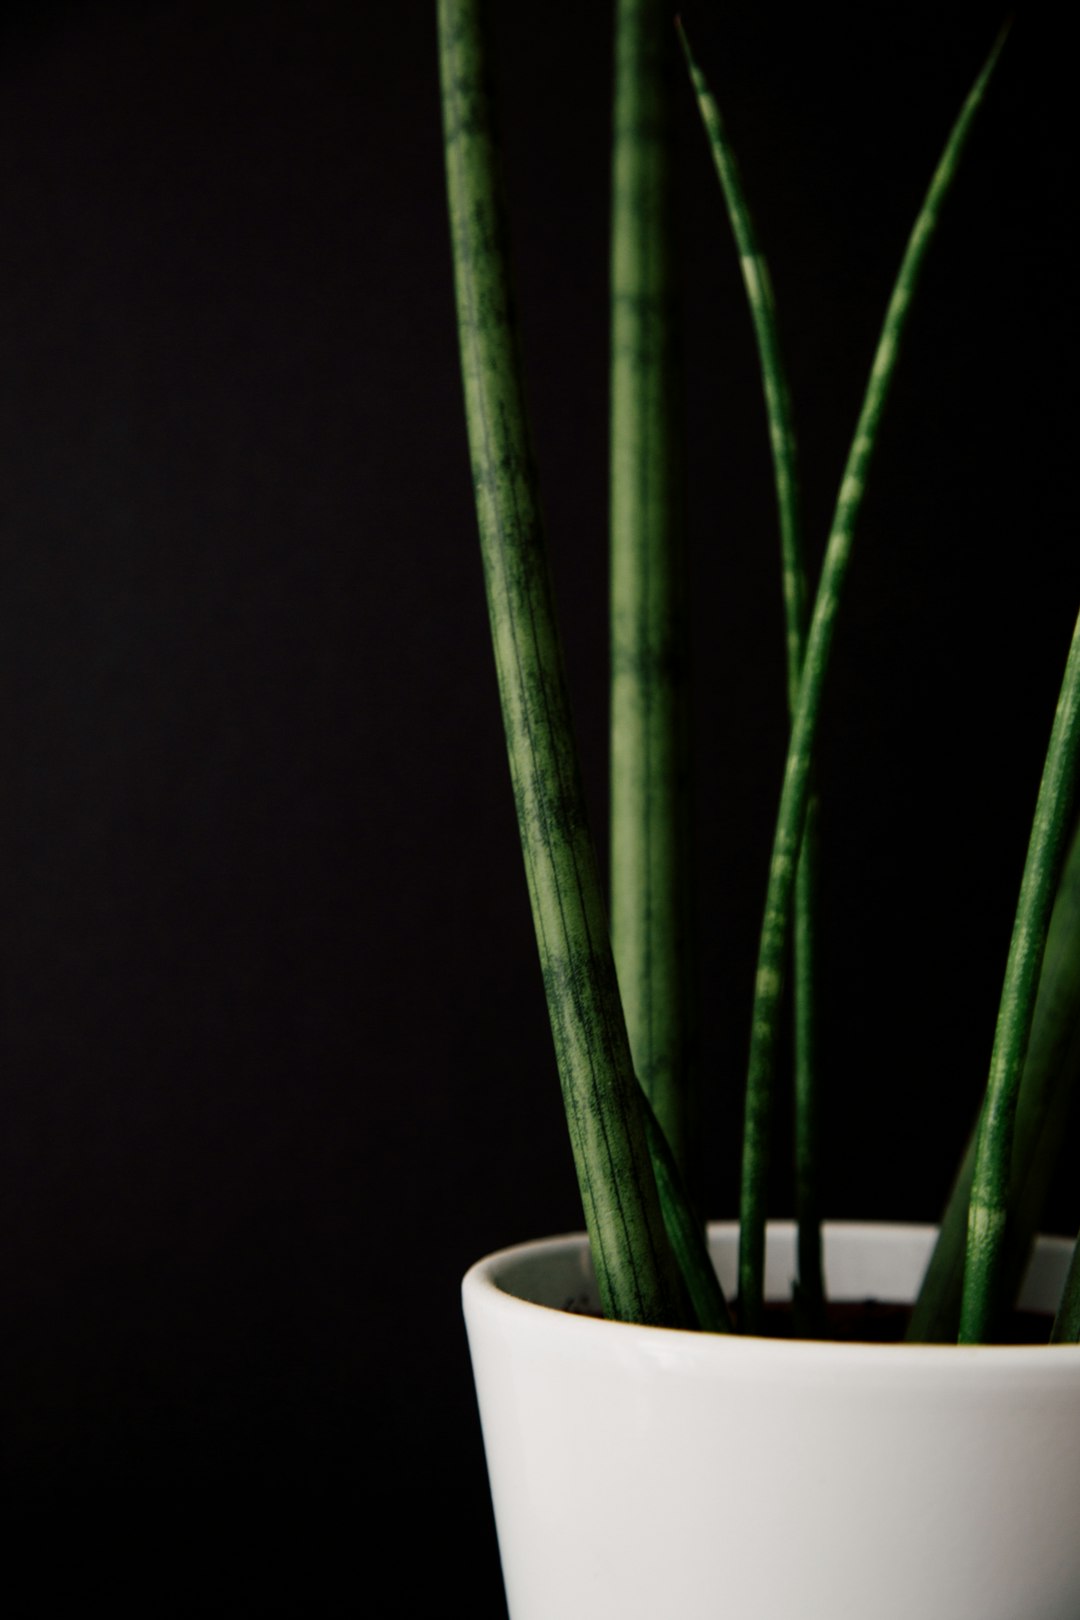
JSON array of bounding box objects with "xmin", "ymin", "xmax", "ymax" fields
[
  {"xmin": 909, "ymin": 816, "xmax": 1080, "ymax": 1342},
  {"xmin": 735, "ymin": 24, "xmax": 1010, "ymax": 1332},
  {"xmin": 609, "ymin": 0, "xmax": 697, "ymax": 1197},
  {"xmin": 960, "ymin": 607, "xmax": 1080, "ymax": 1342},
  {"xmin": 678, "ymin": 18, "xmax": 825, "ymax": 1318},
  {"xmin": 640, "ymin": 1090, "xmax": 733, "ymax": 1332},
  {"xmin": 438, "ymin": 0, "xmax": 690, "ymax": 1328}
]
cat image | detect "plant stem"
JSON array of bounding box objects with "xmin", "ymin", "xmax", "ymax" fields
[
  {"xmin": 908, "ymin": 815, "xmax": 1080, "ymax": 1342},
  {"xmin": 735, "ymin": 27, "xmax": 1009, "ymax": 1332},
  {"xmin": 610, "ymin": 0, "xmax": 696, "ymax": 1195},
  {"xmin": 678, "ymin": 21, "xmax": 823, "ymax": 1316},
  {"xmin": 439, "ymin": 0, "xmax": 690, "ymax": 1328},
  {"xmin": 960, "ymin": 607, "xmax": 1080, "ymax": 1343}
]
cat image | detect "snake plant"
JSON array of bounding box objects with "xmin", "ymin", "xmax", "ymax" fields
[{"xmin": 439, "ymin": 1, "xmax": 1080, "ymax": 1347}]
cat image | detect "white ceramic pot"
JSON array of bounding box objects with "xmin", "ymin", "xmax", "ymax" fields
[{"xmin": 463, "ymin": 1221, "xmax": 1080, "ymax": 1620}]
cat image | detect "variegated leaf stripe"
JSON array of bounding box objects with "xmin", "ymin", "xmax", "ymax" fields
[
  {"xmin": 736, "ymin": 27, "xmax": 1009, "ymax": 1330},
  {"xmin": 438, "ymin": 0, "xmax": 687, "ymax": 1327},
  {"xmin": 960, "ymin": 606, "xmax": 1080, "ymax": 1342},
  {"xmin": 610, "ymin": 0, "xmax": 697, "ymax": 1193},
  {"xmin": 679, "ymin": 21, "xmax": 824, "ymax": 1313}
]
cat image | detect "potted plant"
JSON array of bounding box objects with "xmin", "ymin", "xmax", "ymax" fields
[{"xmin": 438, "ymin": 3, "xmax": 1080, "ymax": 1615}]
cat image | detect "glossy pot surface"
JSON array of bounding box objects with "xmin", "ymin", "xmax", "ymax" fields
[{"xmin": 463, "ymin": 1222, "xmax": 1080, "ymax": 1620}]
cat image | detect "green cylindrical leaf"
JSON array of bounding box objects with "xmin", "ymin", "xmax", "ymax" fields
[
  {"xmin": 961, "ymin": 608, "xmax": 1080, "ymax": 1343},
  {"xmin": 641, "ymin": 1094, "xmax": 732, "ymax": 1333},
  {"xmin": 679, "ymin": 22, "xmax": 824, "ymax": 1317},
  {"xmin": 609, "ymin": 0, "xmax": 697, "ymax": 1194},
  {"xmin": 909, "ymin": 816, "xmax": 1080, "ymax": 1342},
  {"xmin": 439, "ymin": 0, "xmax": 689, "ymax": 1328},
  {"xmin": 677, "ymin": 22, "xmax": 807, "ymax": 707},
  {"xmin": 736, "ymin": 27, "xmax": 1008, "ymax": 1331}
]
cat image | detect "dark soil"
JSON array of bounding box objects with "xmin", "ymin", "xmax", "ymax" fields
[
  {"xmin": 562, "ymin": 1295, "xmax": 1055, "ymax": 1344},
  {"xmin": 751, "ymin": 1300, "xmax": 1055, "ymax": 1345}
]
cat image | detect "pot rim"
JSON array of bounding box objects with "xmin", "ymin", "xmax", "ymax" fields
[{"xmin": 463, "ymin": 1219, "xmax": 1080, "ymax": 1371}]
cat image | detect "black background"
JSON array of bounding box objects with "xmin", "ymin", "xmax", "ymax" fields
[{"xmin": 0, "ymin": 1, "xmax": 1074, "ymax": 1610}]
